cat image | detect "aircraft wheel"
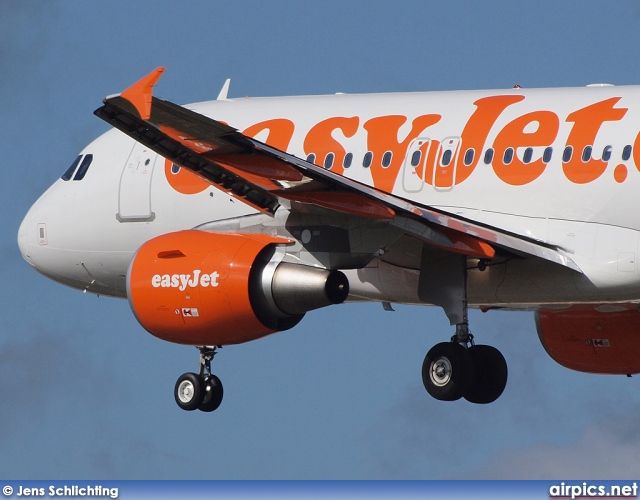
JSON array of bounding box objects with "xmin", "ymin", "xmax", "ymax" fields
[
  {"xmin": 199, "ymin": 374, "xmax": 224, "ymax": 412},
  {"xmin": 422, "ymin": 342, "xmax": 474, "ymax": 401},
  {"xmin": 464, "ymin": 345, "xmax": 508, "ymax": 404},
  {"xmin": 174, "ymin": 372, "xmax": 203, "ymax": 411}
]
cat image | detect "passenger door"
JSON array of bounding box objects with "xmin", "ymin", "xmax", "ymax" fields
[
  {"xmin": 118, "ymin": 142, "xmax": 156, "ymax": 222},
  {"xmin": 402, "ymin": 138, "xmax": 431, "ymax": 193},
  {"xmin": 432, "ymin": 137, "xmax": 461, "ymax": 191}
]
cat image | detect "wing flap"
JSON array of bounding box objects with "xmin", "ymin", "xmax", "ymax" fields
[
  {"xmin": 212, "ymin": 154, "xmax": 304, "ymax": 182},
  {"xmin": 276, "ymin": 191, "xmax": 396, "ymax": 220}
]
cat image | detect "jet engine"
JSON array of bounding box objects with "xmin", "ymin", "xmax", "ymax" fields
[
  {"xmin": 536, "ymin": 305, "xmax": 640, "ymax": 375},
  {"xmin": 127, "ymin": 230, "xmax": 349, "ymax": 345}
]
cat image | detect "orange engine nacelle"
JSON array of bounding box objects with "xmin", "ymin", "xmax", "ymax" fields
[
  {"xmin": 536, "ymin": 305, "xmax": 640, "ymax": 375},
  {"xmin": 127, "ymin": 230, "xmax": 349, "ymax": 345}
]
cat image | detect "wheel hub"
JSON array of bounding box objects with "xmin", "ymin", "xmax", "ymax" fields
[
  {"xmin": 430, "ymin": 357, "xmax": 452, "ymax": 387},
  {"xmin": 177, "ymin": 380, "xmax": 195, "ymax": 403}
]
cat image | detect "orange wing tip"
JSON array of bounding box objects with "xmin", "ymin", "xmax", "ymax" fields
[{"xmin": 120, "ymin": 67, "xmax": 165, "ymax": 120}]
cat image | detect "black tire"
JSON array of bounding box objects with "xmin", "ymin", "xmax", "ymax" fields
[
  {"xmin": 422, "ymin": 342, "xmax": 474, "ymax": 401},
  {"xmin": 464, "ymin": 345, "xmax": 508, "ymax": 404},
  {"xmin": 199, "ymin": 374, "xmax": 224, "ymax": 413},
  {"xmin": 174, "ymin": 372, "xmax": 203, "ymax": 411}
]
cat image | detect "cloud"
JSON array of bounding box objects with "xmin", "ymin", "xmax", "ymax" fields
[
  {"xmin": 0, "ymin": 327, "xmax": 110, "ymax": 431},
  {"xmin": 358, "ymin": 310, "xmax": 640, "ymax": 479},
  {"xmin": 0, "ymin": 324, "xmax": 194, "ymax": 478},
  {"xmin": 465, "ymin": 408, "xmax": 640, "ymax": 478}
]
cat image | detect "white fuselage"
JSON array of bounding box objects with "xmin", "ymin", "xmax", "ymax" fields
[{"xmin": 18, "ymin": 85, "xmax": 640, "ymax": 306}]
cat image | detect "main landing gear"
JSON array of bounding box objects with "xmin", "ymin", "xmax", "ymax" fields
[
  {"xmin": 174, "ymin": 347, "xmax": 224, "ymax": 412},
  {"xmin": 419, "ymin": 253, "xmax": 508, "ymax": 404},
  {"xmin": 422, "ymin": 329, "xmax": 508, "ymax": 404}
]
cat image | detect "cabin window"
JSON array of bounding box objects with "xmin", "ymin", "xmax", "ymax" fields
[
  {"xmin": 523, "ymin": 147, "xmax": 533, "ymax": 164},
  {"xmin": 463, "ymin": 148, "xmax": 475, "ymax": 166},
  {"xmin": 324, "ymin": 152, "xmax": 335, "ymax": 170},
  {"xmin": 562, "ymin": 146, "xmax": 573, "ymax": 162},
  {"xmin": 382, "ymin": 151, "xmax": 393, "ymax": 168},
  {"xmin": 73, "ymin": 154, "xmax": 94, "ymax": 181},
  {"xmin": 623, "ymin": 145, "xmax": 632, "ymax": 161},
  {"xmin": 410, "ymin": 150, "xmax": 422, "ymax": 167},
  {"xmin": 503, "ymin": 147, "xmax": 514, "ymax": 165},
  {"xmin": 581, "ymin": 145, "xmax": 592, "ymax": 162},
  {"xmin": 602, "ymin": 145, "xmax": 612, "ymax": 162},
  {"xmin": 62, "ymin": 155, "xmax": 82, "ymax": 181},
  {"xmin": 441, "ymin": 149, "xmax": 453, "ymax": 166},
  {"xmin": 171, "ymin": 163, "xmax": 181, "ymax": 174},
  {"xmin": 363, "ymin": 151, "xmax": 373, "ymax": 168},
  {"xmin": 484, "ymin": 148, "xmax": 494, "ymax": 164},
  {"xmin": 343, "ymin": 152, "xmax": 353, "ymax": 168},
  {"xmin": 543, "ymin": 147, "xmax": 553, "ymax": 164},
  {"xmin": 306, "ymin": 153, "xmax": 316, "ymax": 164}
]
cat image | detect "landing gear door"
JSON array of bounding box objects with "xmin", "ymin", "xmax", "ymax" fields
[
  {"xmin": 118, "ymin": 142, "xmax": 156, "ymax": 222},
  {"xmin": 402, "ymin": 138, "xmax": 431, "ymax": 193},
  {"xmin": 433, "ymin": 137, "xmax": 461, "ymax": 191}
]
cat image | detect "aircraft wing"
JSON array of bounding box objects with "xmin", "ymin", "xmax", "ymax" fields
[{"xmin": 94, "ymin": 68, "xmax": 580, "ymax": 271}]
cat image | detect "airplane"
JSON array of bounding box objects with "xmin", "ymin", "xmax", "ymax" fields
[{"xmin": 17, "ymin": 67, "xmax": 640, "ymax": 412}]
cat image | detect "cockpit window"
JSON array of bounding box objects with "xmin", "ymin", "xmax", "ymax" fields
[
  {"xmin": 61, "ymin": 155, "xmax": 82, "ymax": 181},
  {"xmin": 73, "ymin": 154, "xmax": 93, "ymax": 181}
]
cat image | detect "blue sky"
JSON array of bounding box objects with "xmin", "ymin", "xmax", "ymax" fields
[{"xmin": 4, "ymin": 0, "xmax": 640, "ymax": 479}]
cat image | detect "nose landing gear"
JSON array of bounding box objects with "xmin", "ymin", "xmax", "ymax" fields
[{"xmin": 174, "ymin": 347, "xmax": 224, "ymax": 412}]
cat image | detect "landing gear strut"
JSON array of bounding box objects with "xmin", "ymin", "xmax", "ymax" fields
[
  {"xmin": 420, "ymin": 254, "xmax": 508, "ymax": 404},
  {"xmin": 174, "ymin": 347, "xmax": 224, "ymax": 412}
]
